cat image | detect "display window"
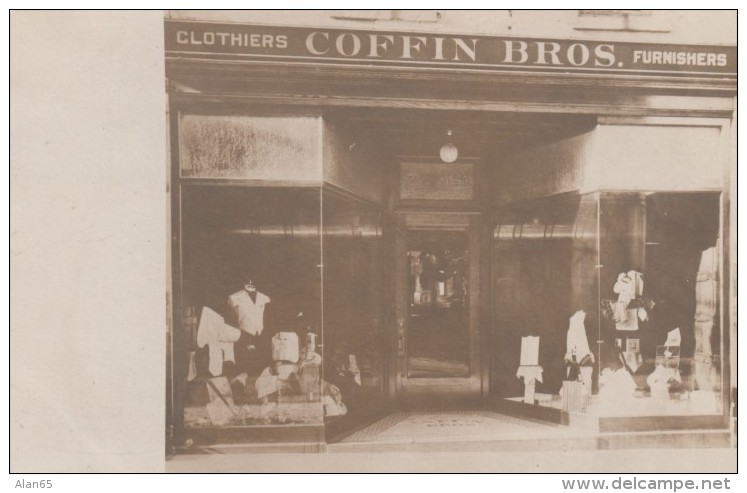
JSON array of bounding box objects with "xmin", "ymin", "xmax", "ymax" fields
[
  {"xmin": 321, "ymin": 190, "xmax": 385, "ymax": 420},
  {"xmin": 493, "ymin": 191, "xmax": 723, "ymax": 424},
  {"xmin": 597, "ymin": 192, "xmax": 722, "ymax": 417},
  {"xmin": 178, "ymin": 186, "xmax": 324, "ymax": 433},
  {"xmin": 170, "ymin": 113, "xmax": 387, "ymax": 446}
]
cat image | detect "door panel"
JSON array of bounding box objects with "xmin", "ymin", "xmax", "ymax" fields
[{"xmin": 395, "ymin": 213, "xmax": 482, "ymax": 401}]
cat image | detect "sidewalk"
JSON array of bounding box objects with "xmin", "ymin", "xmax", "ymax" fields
[
  {"xmin": 167, "ymin": 411, "xmax": 736, "ymax": 473},
  {"xmin": 166, "ymin": 448, "xmax": 736, "ymax": 473}
]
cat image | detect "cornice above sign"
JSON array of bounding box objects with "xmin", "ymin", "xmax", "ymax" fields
[{"xmin": 165, "ymin": 20, "xmax": 736, "ymax": 78}]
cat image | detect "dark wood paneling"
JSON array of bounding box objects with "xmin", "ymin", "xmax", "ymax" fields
[
  {"xmin": 468, "ymin": 215, "xmax": 482, "ymax": 394},
  {"xmin": 479, "ymin": 210, "xmax": 493, "ymax": 395},
  {"xmin": 378, "ymin": 212, "xmax": 397, "ymax": 402},
  {"xmin": 392, "ymin": 214, "xmax": 408, "ymax": 399}
]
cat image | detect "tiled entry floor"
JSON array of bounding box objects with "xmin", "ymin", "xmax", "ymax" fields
[
  {"xmin": 340, "ymin": 411, "xmax": 576, "ymax": 444},
  {"xmin": 333, "ymin": 410, "xmax": 732, "ymax": 454}
]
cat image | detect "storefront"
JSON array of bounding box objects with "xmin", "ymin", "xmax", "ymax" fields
[{"xmin": 164, "ymin": 12, "xmax": 736, "ymax": 453}]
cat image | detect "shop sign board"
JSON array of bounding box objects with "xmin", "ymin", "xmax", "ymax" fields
[{"xmin": 165, "ymin": 20, "xmax": 736, "ymax": 78}]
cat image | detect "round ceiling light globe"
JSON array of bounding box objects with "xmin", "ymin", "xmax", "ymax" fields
[{"xmin": 439, "ymin": 142, "xmax": 458, "ymax": 163}]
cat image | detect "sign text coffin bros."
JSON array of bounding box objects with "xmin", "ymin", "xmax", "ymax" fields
[{"xmin": 165, "ymin": 21, "xmax": 736, "ymax": 76}]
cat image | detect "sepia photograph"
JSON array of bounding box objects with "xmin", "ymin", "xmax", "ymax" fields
[
  {"xmin": 9, "ymin": 7, "xmax": 740, "ymax": 477},
  {"xmin": 161, "ymin": 9, "xmax": 737, "ymax": 473}
]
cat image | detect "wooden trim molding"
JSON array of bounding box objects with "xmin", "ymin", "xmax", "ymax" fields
[
  {"xmin": 165, "ymin": 59, "xmax": 737, "ymax": 94},
  {"xmin": 170, "ymin": 91, "xmax": 735, "ymax": 119}
]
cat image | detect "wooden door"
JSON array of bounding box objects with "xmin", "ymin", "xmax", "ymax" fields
[{"xmin": 394, "ymin": 212, "xmax": 482, "ymax": 405}]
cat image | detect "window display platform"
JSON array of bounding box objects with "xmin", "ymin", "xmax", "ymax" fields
[
  {"xmin": 181, "ymin": 423, "xmax": 326, "ymax": 452},
  {"xmin": 185, "ymin": 399, "xmax": 321, "ymax": 428},
  {"xmin": 492, "ymin": 393, "xmax": 728, "ymax": 433}
]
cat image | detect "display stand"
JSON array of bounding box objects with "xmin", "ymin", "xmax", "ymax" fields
[{"xmin": 516, "ymin": 365, "xmax": 544, "ymax": 404}]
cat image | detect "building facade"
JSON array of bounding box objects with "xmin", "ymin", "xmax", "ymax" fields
[{"xmin": 164, "ymin": 10, "xmax": 737, "ymax": 453}]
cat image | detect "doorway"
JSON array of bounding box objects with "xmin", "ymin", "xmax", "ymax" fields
[
  {"xmin": 395, "ymin": 213, "xmax": 482, "ymax": 404},
  {"xmin": 406, "ymin": 229, "xmax": 470, "ymax": 378}
]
